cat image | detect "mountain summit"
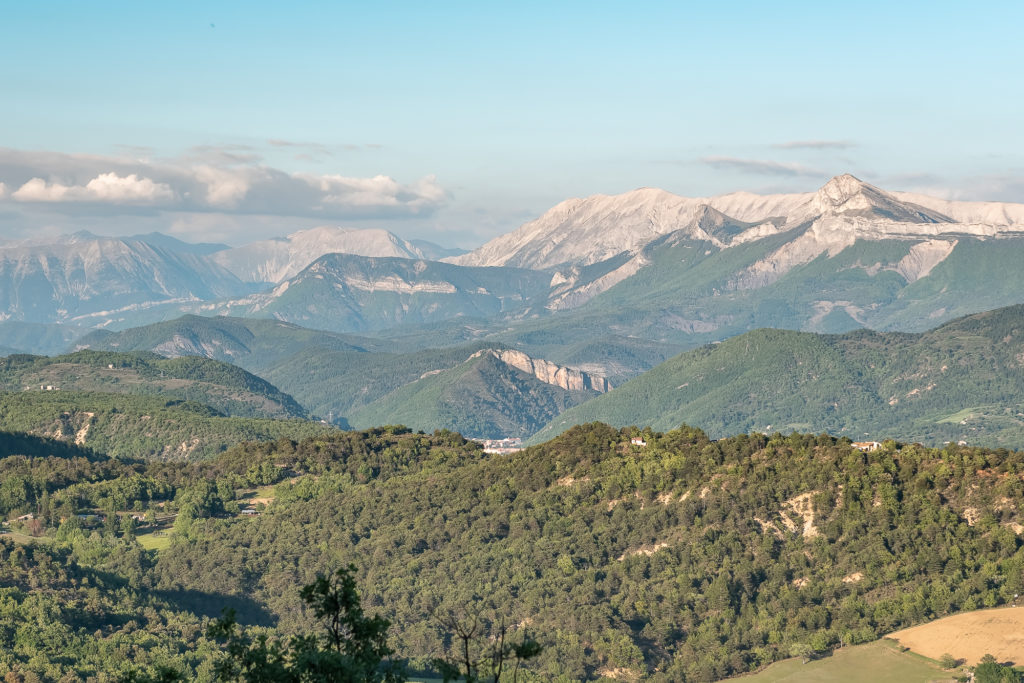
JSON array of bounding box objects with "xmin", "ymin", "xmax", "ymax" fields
[{"xmin": 792, "ymin": 174, "xmax": 952, "ymax": 225}]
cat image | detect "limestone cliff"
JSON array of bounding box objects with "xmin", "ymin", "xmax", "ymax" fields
[{"xmin": 471, "ymin": 349, "xmax": 611, "ymax": 393}]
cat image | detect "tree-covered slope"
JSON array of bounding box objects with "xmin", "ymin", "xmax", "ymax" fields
[
  {"xmin": 0, "ymin": 349, "xmax": 308, "ymax": 420},
  {"xmin": 6, "ymin": 423, "xmax": 1024, "ymax": 679},
  {"xmin": 260, "ymin": 341, "xmax": 513, "ymax": 419},
  {"xmin": 0, "ymin": 536, "xmax": 228, "ymax": 681},
  {"xmin": 345, "ymin": 351, "xmax": 599, "ymax": 438},
  {"xmin": 531, "ymin": 305, "xmax": 1024, "ymax": 447},
  {"xmin": 0, "ymin": 392, "xmax": 333, "ymax": 460},
  {"xmin": 74, "ymin": 315, "xmax": 615, "ymax": 430}
]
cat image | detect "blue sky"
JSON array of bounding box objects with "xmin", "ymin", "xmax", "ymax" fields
[{"xmin": 1, "ymin": 1, "xmax": 1022, "ymax": 246}]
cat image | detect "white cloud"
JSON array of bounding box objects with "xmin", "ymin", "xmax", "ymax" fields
[
  {"xmin": 194, "ymin": 165, "xmax": 253, "ymax": 208},
  {"xmin": 85, "ymin": 173, "xmax": 175, "ymax": 202},
  {"xmin": 313, "ymin": 173, "xmax": 444, "ymax": 212},
  {"xmin": 408, "ymin": 175, "xmax": 446, "ymax": 207},
  {"xmin": 12, "ymin": 173, "xmax": 175, "ymax": 204},
  {"xmin": 307, "ymin": 172, "xmax": 444, "ymax": 211},
  {"xmin": 318, "ymin": 174, "xmax": 399, "ymax": 206}
]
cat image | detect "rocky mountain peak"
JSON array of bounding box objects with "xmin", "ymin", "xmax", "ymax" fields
[
  {"xmin": 794, "ymin": 173, "xmax": 953, "ymax": 225},
  {"xmin": 816, "ymin": 174, "xmax": 871, "ymax": 206}
]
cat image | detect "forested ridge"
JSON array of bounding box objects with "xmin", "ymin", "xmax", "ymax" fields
[
  {"xmin": 0, "ymin": 391, "xmax": 333, "ymax": 461},
  {"xmin": 0, "ymin": 349, "xmax": 308, "ymax": 420},
  {"xmin": 535, "ymin": 304, "xmax": 1024, "ymax": 448},
  {"xmin": 3, "ymin": 424, "xmax": 1024, "ymax": 680}
]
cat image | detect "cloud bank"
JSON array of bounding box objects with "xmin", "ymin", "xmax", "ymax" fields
[{"xmin": 0, "ymin": 147, "xmax": 446, "ymax": 220}]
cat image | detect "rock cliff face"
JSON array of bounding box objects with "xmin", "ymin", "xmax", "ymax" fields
[{"xmin": 473, "ymin": 348, "xmax": 611, "ymax": 393}]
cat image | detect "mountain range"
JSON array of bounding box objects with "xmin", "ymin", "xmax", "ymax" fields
[
  {"xmin": 5, "ymin": 174, "xmax": 1024, "ymax": 445},
  {"xmin": 4, "ymin": 175, "xmax": 1023, "ymax": 344},
  {"xmin": 450, "ymin": 174, "xmax": 1024, "ymax": 269}
]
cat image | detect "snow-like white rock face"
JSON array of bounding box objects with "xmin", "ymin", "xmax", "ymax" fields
[
  {"xmin": 212, "ymin": 226, "xmax": 425, "ymax": 283},
  {"xmin": 449, "ymin": 190, "xmax": 767, "ymax": 270},
  {"xmin": 894, "ymin": 239, "xmax": 958, "ymax": 283},
  {"xmin": 452, "ymin": 174, "xmax": 1024, "ymax": 272},
  {"xmin": 890, "ymin": 193, "xmax": 1024, "ymax": 226},
  {"xmin": 731, "ymin": 215, "xmax": 967, "ymax": 291},
  {"xmin": 338, "ymin": 275, "xmax": 458, "ymax": 295},
  {"xmin": 546, "ymin": 252, "xmax": 650, "ymax": 311}
]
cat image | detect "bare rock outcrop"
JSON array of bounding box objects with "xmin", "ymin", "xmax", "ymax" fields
[{"xmin": 471, "ymin": 349, "xmax": 611, "ymax": 393}]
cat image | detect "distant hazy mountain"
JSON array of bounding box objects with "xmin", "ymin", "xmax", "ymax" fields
[
  {"xmin": 0, "ymin": 226, "xmax": 469, "ymax": 327},
  {"xmin": 0, "ymin": 321, "xmax": 85, "ymax": 356},
  {"xmin": 211, "ymin": 226, "xmax": 427, "ymax": 283},
  {"xmin": 459, "ymin": 176, "xmax": 1024, "ymax": 357},
  {"xmin": 531, "ymin": 304, "xmax": 1024, "ymax": 447},
  {"xmin": 128, "ymin": 232, "xmax": 230, "ymax": 256},
  {"xmin": 209, "ymin": 253, "xmax": 552, "ymax": 333},
  {"xmin": 0, "ymin": 232, "xmax": 251, "ymax": 324},
  {"xmin": 407, "ymin": 239, "xmax": 468, "ymax": 260}
]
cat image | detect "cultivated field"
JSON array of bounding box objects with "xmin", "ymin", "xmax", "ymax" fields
[
  {"xmin": 891, "ymin": 605, "xmax": 1024, "ymax": 666},
  {"xmin": 737, "ymin": 639, "xmax": 952, "ymax": 682}
]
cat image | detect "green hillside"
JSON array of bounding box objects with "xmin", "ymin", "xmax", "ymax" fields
[
  {"xmin": 5, "ymin": 424, "xmax": 1024, "ymax": 680},
  {"xmin": 346, "ymin": 351, "xmax": 599, "ymax": 438},
  {"xmin": 531, "ymin": 305, "xmax": 1024, "ymax": 447},
  {"xmin": 0, "ymin": 391, "xmax": 333, "ymax": 460},
  {"xmin": 75, "ymin": 315, "xmax": 614, "ymax": 429},
  {"xmin": 77, "ymin": 315, "xmax": 521, "ymax": 420},
  {"xmin": 261, "ymin": 341, "xmax": 513, "ymax": 419},
  {"xmin": 0, "ymin": 349, "xmax": 307, "ymax": 420},
  {"xmin": 228, "ymin": 253, "xmax": 552, "ymax": 333},
  {"xmin": 739, "ymin": 639, "xmax": 950, "ymax": 682},
  {"xmin": 75, "ymin": 314, "xmax": 388, "ymax": 367}
]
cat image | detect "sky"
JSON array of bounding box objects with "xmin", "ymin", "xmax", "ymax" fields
[{"xmin": 1, "ymin": 1, "xmax": 1022, "ymax": 247}]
